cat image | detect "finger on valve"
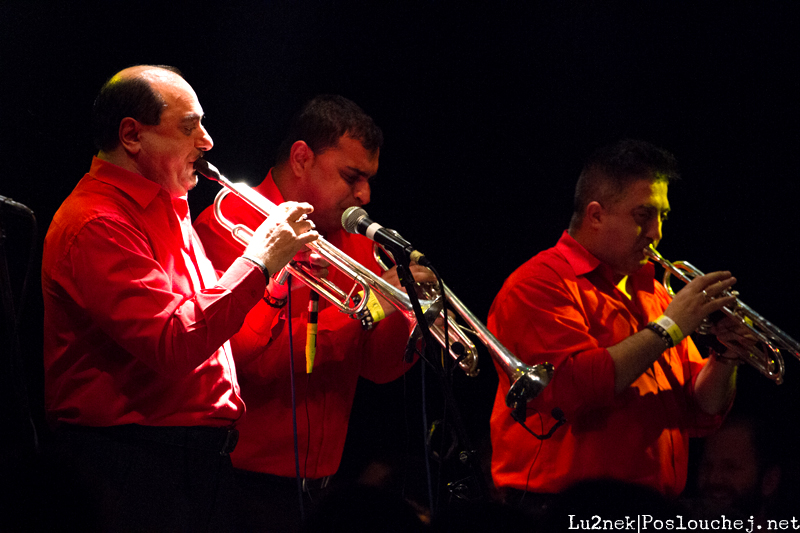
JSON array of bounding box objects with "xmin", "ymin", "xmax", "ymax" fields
[
  {"xmin": 294, "ymin": 250, "xmax": 330, "ymax": 278},
  {"xmin": 246, "ymin": 218, "xmax": 318, "ymax": 275}
]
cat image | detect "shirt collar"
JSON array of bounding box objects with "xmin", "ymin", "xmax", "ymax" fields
[
  {"xmin": 88, "ymin": 156, "xmax": 164, "ymax": 210},
  {"xmin": 254, "ymin": 169, "xmax": 286, "ymax": 204},
  {"xmin": 555, "ymin": 230, "xmax": 655, "ymax": 288}
]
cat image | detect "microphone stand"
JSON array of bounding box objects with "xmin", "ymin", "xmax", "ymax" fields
[
  {"xmin": 0, "ymin": 200, "xmax": 39, "ymax": 457},
  {"xmin": 392, "ymin": 250, "xmax": 487, "ymax": 524}
]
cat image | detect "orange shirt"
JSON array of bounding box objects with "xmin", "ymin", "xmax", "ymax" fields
[{"xmin": 488, "ymin": 231, "xmax": 724, "ymax": 498}]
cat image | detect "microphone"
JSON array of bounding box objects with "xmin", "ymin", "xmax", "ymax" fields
[
  {"xmin": 305, "ymin": 291, "xmax": 319, "ymax": 374},
  {"xmin": 0, "ymin": 195, "xmax": 35, "ymax": 218},
  {"xmin": 341, "ymin": 207, "xmax": 429, "ymax": 266}
]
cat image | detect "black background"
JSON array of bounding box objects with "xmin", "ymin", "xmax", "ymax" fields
[{"xmin": 3, "ymin": 0, "xmax": 800, "ymax": 506}]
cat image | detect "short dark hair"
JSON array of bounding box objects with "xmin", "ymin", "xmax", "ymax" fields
[
  {"xmin": 570, "ymin": 139, "xmax": 679, "ymax": 229},
  {"xmin": 92, "ymin": 65, "xmax": 183, "ymax": 152},
  {"xmin": 275, "ymin": 95, "xmax": 383, "ymax": 165}
]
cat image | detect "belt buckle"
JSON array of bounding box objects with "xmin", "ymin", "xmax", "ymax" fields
[{"xmin": 302, "ymin": 475, "xmax": 331, "ymax": 492}]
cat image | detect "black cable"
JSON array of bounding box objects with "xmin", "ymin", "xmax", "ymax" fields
[
  {"xmin": 511, "ymin": 407, "xmax": 567, "ymax": 441},
  {"xmin": 420, "ymin": 354, "xmax": 435, "ymax": 517},
  {"xmin": 286, "ymin": 277, "xmax": 305, "ymax": 522}
]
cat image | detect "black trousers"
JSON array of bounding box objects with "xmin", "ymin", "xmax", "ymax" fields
[
  {"xmin": 48, "ymin": 425, "xmax": 238, "ymax": 533},
  {"xmin": 232, "ymin": 468, "xmax": 333, "ymax": 533}
]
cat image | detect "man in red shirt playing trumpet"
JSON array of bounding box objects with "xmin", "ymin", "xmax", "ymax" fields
[
  {"xmin": 488, "ymin": 139, "xmax": 751, "ymax": 515},
  {"xmin": 194, "ymin": 95, "xmax": 434, "ymax": 531}
]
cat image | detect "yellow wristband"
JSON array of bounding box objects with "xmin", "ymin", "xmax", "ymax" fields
[
  {"xmin": 653, "ymin": 315, "xmax": 683, "ymax": 346},
  {"xmin": 358, "ymin": 290, "xmax": 385, "ymax": 324}
]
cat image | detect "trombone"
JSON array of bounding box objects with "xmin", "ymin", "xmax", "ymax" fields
[
  {"xmin": 645, "ymin": 246, "xmax": 800, "ymax": 384},
  {"xmin": 194, "ymin": 159, "xmax": 552, "ymax": 409}
]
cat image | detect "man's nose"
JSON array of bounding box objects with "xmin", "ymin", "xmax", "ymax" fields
[
  {"xmin": 646, "ymin": 218, "xmax": 663, "ymax": 243},
  {"xmin": 197, "ymin": 124, "xmax": 213, "ymax": 151},
  {"xmin": 353, "ymin": 179, "xmax": 370, "ymax": 205}
]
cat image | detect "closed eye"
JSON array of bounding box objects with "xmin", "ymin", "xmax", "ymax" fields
[
  {"xmin": 341, "ymin": 168, "xmax": 374, "ymax": 185},
  {"xmin": 632, "ymin": 207, "xmax": 669, "ymax": 226},
  {"xmin": 180, "ymin": 114, "xmax": 204, "ymax": 136},
  {"xmin": 633, "ymin": 208, "xmax": 653, "ymax": 223}
]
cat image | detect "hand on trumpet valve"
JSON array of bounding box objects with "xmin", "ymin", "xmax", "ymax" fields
[
  {"xmin": 285, "ymin": 250, "xmax": 331, "ymax": 295},
  {"xmin": 244, "ymin": 201, "xmax": 319, "ymax": 277},
  {"xmin": 709, "ymin": 314, "xmax": 760, "ymax": 361},
  {"xmin": 376, "ymin": 262, "xmax": 437, "ymax": 318},
  {"xmin": 663, "ymin": 270, "xmax": 738, "ymax": 336},
  {"xmin": 293, "ymin": 249, "xmax": 330, "ymax": 278}
]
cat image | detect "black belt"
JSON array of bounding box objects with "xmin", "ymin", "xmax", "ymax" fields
[
  {"xmin": 235, "ymin": 468, "xmax": 332, "ymax": 493},
  {"xmin": 57, "ymin": 423, "xmax": 239, "ymax": 456}
]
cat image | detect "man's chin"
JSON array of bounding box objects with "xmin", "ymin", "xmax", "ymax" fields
[
  {"xmin": 184, "ymin": 175, "xmax": 198, "ymax": 192},
  {"xmin": 619, "ymin": 259, "xmax": 647, "ymax": 277}
]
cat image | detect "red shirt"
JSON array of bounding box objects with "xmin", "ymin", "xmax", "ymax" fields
[
  {"xmin": 43, "ymin": 157, "xmax": 267, "ymax": 428},
  {"xmin": 488, "ymin": 231, "xmax": 724, "ymax": 498},
  {"xmin": 194, "ymin": 171, "xmax": 414, "ymax": 478}
]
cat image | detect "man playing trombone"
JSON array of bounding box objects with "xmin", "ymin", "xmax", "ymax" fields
[
  {"xmin": 194, "ymin": 95, "xmax": 434, "ymax": 531},
  {"xmin": 488, "ymin": 139, "xmax": 752, "ymax": 515}
]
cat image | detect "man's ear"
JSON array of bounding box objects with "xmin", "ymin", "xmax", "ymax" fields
[
  {"xmin": 585, "ymin": 201, "xmax": 605, "ymax": 229},
  {"xmin": 288, "ymin": 140, "xmax": 314, "ymax": 177},
  {"xmin": 118, "ymin": 117, "xmax": 142, "ymax": 155}
]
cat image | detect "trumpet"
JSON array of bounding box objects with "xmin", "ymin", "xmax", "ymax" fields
[
  {"xmin": 194, "ymin": 159, "xmax": 552, "ymax": 409},
  {"xmin": 645, "ymin": 246, "xmax": 800, "ymax": 384}
]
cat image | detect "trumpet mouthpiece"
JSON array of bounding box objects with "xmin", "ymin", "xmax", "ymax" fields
[
  {"xmin": 644, "ymin": 245, "xmax": 662, "ymax": 260},
  {"xmin": 193, "ymin": 158, "xmax": 221, "ymax": 181}
]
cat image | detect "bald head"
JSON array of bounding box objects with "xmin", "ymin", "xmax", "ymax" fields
[
  {"xmin": 114, "ymin": 65, "xmax": 182, "ymax": 83},
  {"xmin": 92, "ymin": 65, "xmax": 213, "ymax": 197},
  {"xmin": 92, "ymin": 65, "xmax": 184, "ymax": 152}
]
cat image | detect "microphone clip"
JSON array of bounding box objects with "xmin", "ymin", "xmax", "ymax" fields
[{"xmin": 512, "ymin": 407, "xmax": 567, "ymax": 441}]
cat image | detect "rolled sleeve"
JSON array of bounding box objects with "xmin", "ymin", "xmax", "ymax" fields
[{"xmin": 490, "ymin": 271, "xmax": 617, "ymax": 418}]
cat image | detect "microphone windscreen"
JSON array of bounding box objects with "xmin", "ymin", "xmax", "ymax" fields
[{"xmin": 341, "ymin": 206, "xmax": 368, "ymax": 234}]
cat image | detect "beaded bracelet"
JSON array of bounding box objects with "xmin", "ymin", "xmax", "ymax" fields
[{"xmin": 263, "ymin": 293, "xmax": 287, "ymax": 308}]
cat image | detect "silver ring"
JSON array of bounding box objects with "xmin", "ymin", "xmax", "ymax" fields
[{"xmin": 702, "ymin": 290, "xmax": 710, "ymax": 302}]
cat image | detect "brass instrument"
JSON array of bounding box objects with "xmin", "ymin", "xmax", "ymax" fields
[
  {"xmin": 645, "ymin": 246, "xmax": 800, "ymax": 384},
  {"xmin": 194, "ymin": 159, "xmax": 552, "ymax": 409},
  {"xmin": 369, "ymin": 242, "xmax": 554, "ymax": 408}
]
